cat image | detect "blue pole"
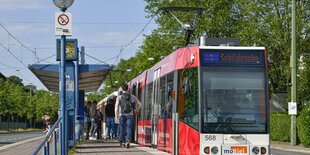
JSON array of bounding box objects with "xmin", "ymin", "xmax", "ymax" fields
[
  {"xmin": 60, "ymin": 35, "xmax": 66, "ymax": 155},
  {"xmin": 58, "ymin": 122, "xmax": 62, "ymax": 155},
  {"xmin": 74, "ymin": 50, "xmax": 79, "ymax": 142},
  {"xmin": 53, "ymin": 131, "xmax": 57, "ymax": 155},
  {"xmin": 46, "ymin": 141, "xmax": 50, "ymax": 155},
  {"xmin": 43, "ymin": 143, "xmax": 46, "ymax": 155},
  {"xmin": 65, "ymin": 110, "xmax": 68, "ymax": 154}
]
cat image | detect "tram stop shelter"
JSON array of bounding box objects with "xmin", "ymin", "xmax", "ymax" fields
[
  {"xmin": 28, "ymin": 63, "xmax": 113, "ymax": 146},
  {"xmin": 28, "ymin": 64, "xmax": 112, "ymax": 92}
]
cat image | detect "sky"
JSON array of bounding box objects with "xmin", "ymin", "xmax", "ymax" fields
[{"xmin": 0, "ymin": 0, "xmax": 158, "ymax": 90}]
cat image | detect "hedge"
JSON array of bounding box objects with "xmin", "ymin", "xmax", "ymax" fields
[
  {"xmin": 270, "ymin": 113, "xmax": 291, "ymax": 142},
  {"xmin": 297, "ymin": 105, "xmax": 310, "ymax": 147}
]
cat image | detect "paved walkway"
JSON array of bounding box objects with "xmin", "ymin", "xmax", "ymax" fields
[
  {"xmin": 73, "ymin": 139, "xmax": 169, "ymax": 155},
  {"xmin": 270, "ymin": 141, "xmax": 310, "ymax": 154}
]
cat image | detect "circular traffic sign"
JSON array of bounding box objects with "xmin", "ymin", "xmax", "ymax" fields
[
  {"xmin": 41, "ymin": 114, "xmax": 51, "ymax": 120},
  {"xmin": 58, "ymin": 14, "xmax": 69, "ymax": 26}
]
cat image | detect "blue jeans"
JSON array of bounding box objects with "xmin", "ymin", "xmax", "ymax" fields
[
  {"xmin": 113, "ymin": 123, "xmax": 118, "ymax": 138},
  {"xmin": 106, "ymin": 116, "xmax": 115, "ymax": 137},
  {"xmin": 119, "ymin": 115, "xmax": 134, "ymax": 143}
]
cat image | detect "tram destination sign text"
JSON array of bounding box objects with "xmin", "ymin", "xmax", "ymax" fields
[{"xmin": 201, "ymin": 49, "xmax": 265, "ymax": 66}]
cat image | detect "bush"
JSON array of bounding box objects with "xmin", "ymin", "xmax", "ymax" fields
[
  {"xmin": 270, "ymin": 112, "xmax": 290, "ymax": 142},
  {"xmin": 297, "ymin": 105, "xmax": 310, "ymax": 147}
]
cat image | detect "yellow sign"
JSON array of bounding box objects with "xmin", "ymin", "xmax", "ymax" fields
[{"xmin": 58, "ymin": 41, "xmax": 75, "ymax": 58}]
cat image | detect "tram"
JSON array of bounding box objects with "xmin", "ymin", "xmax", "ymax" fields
[{"xmin": 118, "ymin": 38, "xmax": 269, "ymax": 155}]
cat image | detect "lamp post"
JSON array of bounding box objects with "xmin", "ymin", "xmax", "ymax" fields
[
  {"xmin": 53, "ymin": 0, "xmax": 74, "ymax": 154},
  {"xmin": 290, "ymin": 0, "xmax": 297, "ymax": 146},
  {"xmin": 29, "ymin": 83, "xmax": 33, "ymax": 128}
]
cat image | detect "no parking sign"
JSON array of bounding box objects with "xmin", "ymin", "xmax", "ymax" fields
[
  {"xmin": 41, "ymin": 114, "xmax": 51, "ymax": 120},
  {"xmin": 55, "ymin": 12, "xmax": 72, "ymax": 36}
]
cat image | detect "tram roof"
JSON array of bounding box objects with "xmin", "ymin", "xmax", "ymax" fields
[{"xmin": 28, "ymin": 64, "xmax": 113, "ymax": 92}]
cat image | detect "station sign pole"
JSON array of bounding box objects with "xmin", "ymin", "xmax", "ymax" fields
[{"xmin": 53, "ymin": 0, "xmax": 74, "ymax": 154}]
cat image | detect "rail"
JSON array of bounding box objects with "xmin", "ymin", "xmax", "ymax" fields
[{"xmin": 32, "ymin": 117, "xmax": 62, "ymax": 155}]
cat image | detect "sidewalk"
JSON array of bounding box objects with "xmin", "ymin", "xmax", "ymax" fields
[
  {"xmin": 73, "ymin": 139, "xmax": 170, "ymax": 155},
  {"xmin": 271, "ymin": 141, "xmax": 310, "ymax": 154}
]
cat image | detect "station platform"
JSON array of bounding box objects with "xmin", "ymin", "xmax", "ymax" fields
[{"xmin": 73, "ymin": 139, "xmax": 170, "ymax": 155}]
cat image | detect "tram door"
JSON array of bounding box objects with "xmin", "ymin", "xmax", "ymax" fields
[
  {"xmin": 152, "ymin": 68, "xmax": 161, "ymax": 147},
  {"xmin": 133, "ymin": 82, "xmax": 142, "ymax": 143},
  {"xmin": 131, "ymin": 82, "xmax": 139, "ymax": 143}
]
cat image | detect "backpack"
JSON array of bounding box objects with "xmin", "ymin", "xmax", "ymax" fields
[
  {"xmin": 120, "ymin": 93, "xmax": 134, "ymax": 114},
  {"xmin": 97, "ymin": 110, "xmax": 103, "ymax": 121}
]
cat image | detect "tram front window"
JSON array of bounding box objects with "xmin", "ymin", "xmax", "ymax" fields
[{"xmin": 202, "ymin": 67, "xmax": 267, "ymax": 133}]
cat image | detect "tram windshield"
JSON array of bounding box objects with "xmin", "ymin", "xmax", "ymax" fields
[{"xmin": 202, "ymin": 67, "xmax": 267, "ymax": 133}]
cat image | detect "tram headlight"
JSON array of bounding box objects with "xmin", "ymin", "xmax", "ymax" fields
[
  {"xmin": 252, "ymin": 146, "xmax": 260, "ymax": 154},
  {"xmin": 211, "ymin": 146, "xmax": 218, "ymax": 154},
  {"xmin": 261, "ymin": 147, "xmax": 267, "ymax": 154},
  {"xmin": 203, "ymin": 146, "xmax": 210, "ymax": 154}
]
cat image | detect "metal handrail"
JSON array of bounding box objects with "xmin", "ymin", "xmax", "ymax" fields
[{"xmin": 32, "ymin": 117, "xmax": 62, "ymax": 155}]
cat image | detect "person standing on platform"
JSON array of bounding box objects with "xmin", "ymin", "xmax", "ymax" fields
[
  {"xmin": 89, "ymin": 101, "xmax": 98, "ymax": 140},
  {"xmin": 96, "ymin": 108, "xmax": 103, "ymax": 139},
  {"xmin": 84, "ymin": 101, "xmax": 92, "ymax": 140},
  {"xmin": 105, "ymin": 96, "xmax": 116, "ymax": 139},
  {"xmin": 115, "ymin": 83, "xmax": 142, "ymax": 148}
]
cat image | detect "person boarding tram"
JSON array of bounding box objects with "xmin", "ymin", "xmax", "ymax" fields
[{"xmin": 115, "ymin": 83, "xmax": 142, "ymax": 148}]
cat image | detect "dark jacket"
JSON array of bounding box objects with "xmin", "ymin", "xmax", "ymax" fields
[{"xmin": 105, "ymin": 103, "xmax": 115, "ymax": 117}]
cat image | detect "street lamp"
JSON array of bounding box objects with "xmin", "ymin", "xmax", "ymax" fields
[{"xmin": 53, "ymin": 0, "xmax": 74, "ymax": 9}]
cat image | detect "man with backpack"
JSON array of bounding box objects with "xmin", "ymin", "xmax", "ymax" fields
[{"xmin": 115, "ymin": 83, "xmax": 142, "ymax": 148}]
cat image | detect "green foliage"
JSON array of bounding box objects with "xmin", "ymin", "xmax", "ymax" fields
[
  {"xmin": 142, "ymin": 0, "xmax": 310, "ymax": 106},
  {"xmin": 87, "ymin": 92, "xmax": 103, "ymax": 104},
  {"xmin": 7, "ymin": 76, "xmax": 24, "ymax": 87},
  {"xmin": 0, "ymin": 76, "xmax": 59, "ymax": 125},
  {"xmin": 31, "ymin": 90, "xmax": 59, "ymax": 123},
  {"xmin": 270, "ymin": 112, "xmax": 291, "ymax": 142},
  {"xmin": 297, "ymin": 105, "xmax": 310, "ymax": 147}
]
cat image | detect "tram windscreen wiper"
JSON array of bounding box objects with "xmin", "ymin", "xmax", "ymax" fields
[{"xmin": 207, "ymin": 108, "xmax": 234, "ymax": 133}]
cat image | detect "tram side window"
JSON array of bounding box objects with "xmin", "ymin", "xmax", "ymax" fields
[
  {"xmin": 166, "ymin": 73, "xmax": 174, "ymax": 118},
  {"xmin": 177, "ymin": 67, "xmax": 199, "ymax": 130},
  {"xmin": 145, "ymin": 83, "xmax": 153, "ymax": 120},
  {"xmin": 159, "ymin": 76, "xmax": 166, "ymax": 119}
]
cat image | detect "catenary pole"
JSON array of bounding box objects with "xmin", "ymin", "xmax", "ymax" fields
[{"xmin": 291, "ymin": 0, "xmax": 297, "ymax": 146}]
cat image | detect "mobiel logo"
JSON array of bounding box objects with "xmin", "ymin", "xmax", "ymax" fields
[{"xmin": 223, "ymin": 146, "xmax": 247, "ymax": 154}]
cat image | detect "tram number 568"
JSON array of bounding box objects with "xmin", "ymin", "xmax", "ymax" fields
[{"xmin": 205, "ymin": 135, "xmax": 216, "ymax": 141}]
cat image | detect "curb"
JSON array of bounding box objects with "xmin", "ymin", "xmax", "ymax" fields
[
  {"xmin": 0, "ymin": 135, "xmax": 45, "ymax": 151},
  {"xmin": 270, "ymin": 145, "xmax": 310, "ymax": 154},
  {"xmin": 131, "ymin": 143, "xmax": 170, "ymax": 155}
]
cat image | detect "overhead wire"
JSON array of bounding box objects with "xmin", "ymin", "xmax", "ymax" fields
[
  {"xmin": 0, "ymin": 23, "xmax": 41, "ymax": 61},
  {"xmin": 113, "ymin": 10, "xmax": 159, "ymax": 66},
  {"xmin": 34, "ymin": 54, "xmax": 56, "ymax": 64},
  {"xmin": 84, "ymin": 53, "xmax": 111, "ymax": 65},
  {"xmin": 0, "ymin": 42, "xmax": 27, "ymax": 67}
]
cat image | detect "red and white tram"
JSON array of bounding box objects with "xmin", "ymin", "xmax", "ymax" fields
[{"xmin": 121, "ymin": 38, "xmax": 269, "ymax": 155}]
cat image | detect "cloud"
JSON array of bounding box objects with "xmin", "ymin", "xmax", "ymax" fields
[
  {"xmin": 0, "ymin": 0, "xmax": 44, "ymax": 10},
  {"xmin": 80, "ymin": 31, "xmax": 145, "ymax": 46}
]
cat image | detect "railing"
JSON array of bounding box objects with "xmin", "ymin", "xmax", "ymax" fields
[{"xmin": 32, "ymin": 117, "xmax": 62, "ymax": 155}]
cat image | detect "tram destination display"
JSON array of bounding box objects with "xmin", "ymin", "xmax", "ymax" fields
[{"xmin": 201, "ymin": 49, "xmax": 265, "ymax": 66}]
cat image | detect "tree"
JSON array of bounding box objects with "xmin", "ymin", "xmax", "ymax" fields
[
  {"xmin": 143, "ymin": 0, "xmax": 310, "ymax": 109},
  {"xmin": 7, "ymin": 76, "xmax": 24, "ymax": 87}
]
